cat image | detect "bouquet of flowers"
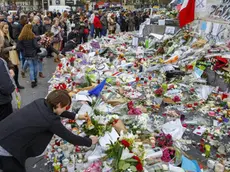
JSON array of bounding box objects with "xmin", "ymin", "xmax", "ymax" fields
[
  {"xmin": 82, "ymin": 117, "xmax": 112, "ymax": 137},
  {"xmin": 105, "ymin": 132, "xmax": 145, "ymax": 172},
  {"xmin": 156, "ymin": 133, "xmax": 173, "ymax": 148}
]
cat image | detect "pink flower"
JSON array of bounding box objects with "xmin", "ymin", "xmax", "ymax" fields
[
  {"xmin": 173, "ymin": 96, "xmax": 181, "ymax": 102},
  {"xmin": 127, "ymin": 101, "xmax": 134, "ymax": 109}
]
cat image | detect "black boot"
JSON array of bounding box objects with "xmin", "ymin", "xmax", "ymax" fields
[
  {"xmin": 31, "ymin": 81, "xmax": 37, "ymax": 88},
  {"xmin": 17, "ymin": 85, "xmax": 25, "ymax": 89}
]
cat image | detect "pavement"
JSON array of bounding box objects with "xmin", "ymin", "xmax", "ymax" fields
[{"xmin": 18, "ymin": 57, "xmax": 56, "ymax": 172}]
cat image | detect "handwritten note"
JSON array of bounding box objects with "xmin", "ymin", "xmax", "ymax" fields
[{"xmin": 165, "ymin": 26, "xmax": 175, "ymax": 34}]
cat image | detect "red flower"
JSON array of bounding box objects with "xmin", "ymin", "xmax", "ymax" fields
[
  {"xmin": 132, "ymin": 156, "xmax": 141, "ymax": 162},
  {"xmin": 166, "ymin": 134, "xmax": 172, "ymax": 140},
  {"xmin": 168, "ymin": 85, "xmax": 175, "ymax": 90},
  {"xmin": 136, "ymin": 163, "xmax": 143, "ymax": 171},
  {"xmin": 120, "ymin": 140, "xmax": 130, "ymax": 147},
  {"xmin": 58, "ymin": 63, "xmax": 63, "ymax": 69},
  {"xmin": 190, "ymin": 88, "xmax": 195, "ymax": 92},
  {"xmin": 127, "ymin": 101, "xmax": 134, "ymax": 109},
  {"xmin": 187, "ymin": 104, "xmax": 193, "ymax": 108},
  {"xmin": 69, "ymin": 57, "xmax": 76, "ymax": 63},
  {"xmin": 154, "ymin": 88, "xmax": 164, "ymax": 96},
  {"xmin": 173, "ymin": 96, "xmax": 181, "ymax": 102},
  {"xmin": 194, "ymin": 102, "xmax": 198, "ymax": 106}
]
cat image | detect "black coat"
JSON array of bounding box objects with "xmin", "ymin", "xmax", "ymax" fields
[
  {"xmin": 0, "ymin": 98, "xmax": 92, "ymax": 167},
  {"xmin": 61, "ymin": 40, "xmax": 77, "ymax": 55},
  {"xmin": 0, "ymin": 58, "xmax": 15, "ymax": 105},
  {"xmin": 43, "ymin": 24, "xmax": 52, "ymax": 33},
  {"xmin": 17, "ymin": 38, "xmax": 41, "ymax": 59},
  {"xmin": 32, "ymin": 24, "xmax": 44, "ymax": 36}
]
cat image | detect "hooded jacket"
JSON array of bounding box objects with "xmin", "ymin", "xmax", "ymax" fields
[{"xmin": 0, "ymin": 98, "xmax": 92, "ymax": 166}]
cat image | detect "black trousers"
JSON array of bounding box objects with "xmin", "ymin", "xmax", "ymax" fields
[
  {"xmin": 13, "ymin": 65, "xmax": 19, "ymax": 88},
  {"xmin": 95, "ymin": 28, "xmax": 101, "ymax": 38},
  {"xmin": 80, "ymin": 33, "xmax": 88, "ymax": 44},
  {"xmin": 0, "ymin": 102, "xmax": 13, "ymax": 122},
  {"xmin": 0, "ymin": 156, "xmax": 25, "ymax": 172}
]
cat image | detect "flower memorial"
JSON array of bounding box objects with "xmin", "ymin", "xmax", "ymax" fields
[{"xmin": 44, "ymin": 9, "xmax": 230, "ymax": 171}]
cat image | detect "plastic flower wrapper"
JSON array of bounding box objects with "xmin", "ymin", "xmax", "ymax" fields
[
  {"xmin": 162, "ymin": 119, "xmax": 186, "ymax": 141},
  {"xmin": 195, "ymin": 85, "xmax": 214, "ymax": 100}
]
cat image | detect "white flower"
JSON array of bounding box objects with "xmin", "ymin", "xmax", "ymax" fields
[
  {"xmin": 119, "ymin": 131, "xmax": 137, "ymax": 141},
  {"xmin": 120, "ymin": 148, "xmax": 135, "ymax": 160}
]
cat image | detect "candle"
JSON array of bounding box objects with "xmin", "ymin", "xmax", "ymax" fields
[
  {"xmin": 67, "ymin": 163, "xmax": 75, "ymax": 172},
  {"xmin": 62, "ymin": 158, "xmax": 69, "ymax": 167},
  {"xmin": 205, "ymin": 144, "xmax": 211, "ymax": 158}
]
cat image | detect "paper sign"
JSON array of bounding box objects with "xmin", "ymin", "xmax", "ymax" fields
[
  {"xmin": 193, "ymin": 126, "xmax": 206, "ymax": 136},
  {"xmin": 158, "ymin": 19, "xmax": 165, "ymax": 26},
  {"xmin": 99, "ymin": 127, "xmax": 119, "ymax": 148},
  {"xmin": 165, "ymin": 26, "xmax": 175, "ymax": 34}
]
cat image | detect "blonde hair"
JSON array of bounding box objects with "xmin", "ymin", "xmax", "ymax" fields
[
  {"xmin": 0, "ymin": 30, "xmax": 4, "ymax": 51},
  {"xmin": 0, "ymin": 22, "xmax": 10, "ymax": 40},
  {"xmin": 18, "ymin": 24, "xmax": 35, "ymax": 41}
]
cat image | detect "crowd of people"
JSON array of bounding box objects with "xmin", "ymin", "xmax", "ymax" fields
[{"xmin": 0, "ymin": 9, "xmax": 149, "ymax": 87}]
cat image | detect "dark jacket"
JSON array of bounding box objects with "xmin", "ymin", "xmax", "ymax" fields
[
  {"xmin": 12, "ymin": 23, "xmax": 24, "ymax": 41},
  {"xmin": 0, "ymin": 58, "xmax": 15, "ymax": 105},
  {"xmin": 61, "ymin": 40, "xmax": 77, "ymax": 55},
  {"xmin": 0, "ymin": 98, "xmax": 92, "ymax": 167},
  {"xmin": 32, "ymin": 24, "xmax": 44, "ymax": 36},
  {"xmin": 100, "ymin": 15, "xmax": 108, "ymax": 29},
  {"xmin": 17, "ymin": 38, "xmax": 41, "ymax": 59},
  {"xmin": 43, "ymin": 24, "xmax": 52, "ymax": 33},
  {"xmin": 7, "ymin": 22, "xmax": 13, "ymax": 39}
]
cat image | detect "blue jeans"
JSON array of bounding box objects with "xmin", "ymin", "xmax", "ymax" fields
[
  {"xmin": 19, "ymin": 52, "xmax": 25, "ymax": 69},
  {"xmin": 90, "ymin": 24, "xmax": 94, "ymax": 38},
  {"xmin": 22, "ymin": 60, "xmax": 28, "ymax": 72},
  {"xmin": 38, "ymin": 59, "xmax": 42, "ymax": 73},
  {"xmin": 27, "ymin": 59, "xmax": 38, "ymax": 81},
  {"xmin": 101, "ymin": 28, "xmax": 107, "ymax": 37}
]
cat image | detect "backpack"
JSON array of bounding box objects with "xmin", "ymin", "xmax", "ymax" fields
[{"xmin": 11, "ymin": 22, "xmax": 20, "ymax": 40}]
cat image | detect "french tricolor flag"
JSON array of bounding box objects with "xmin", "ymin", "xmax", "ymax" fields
[{"xmin": 179, "ymin": 0, "xmax": 196, "ymax": 28}]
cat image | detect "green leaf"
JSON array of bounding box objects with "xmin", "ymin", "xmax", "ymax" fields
[
  {"xmin": 118, "ymin": 161, "xmax": 125, "ymax": 170},
  {"xmin": 130, "ymin": 166, "xmax": 137, "ymax": 171},
  {"xmin": 122, "ymin": 163, "xmax": 130, "ymax": 170},
  {"xmin": 125, "ymin": 159, "xmax": 138, "ymax": 163}
]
